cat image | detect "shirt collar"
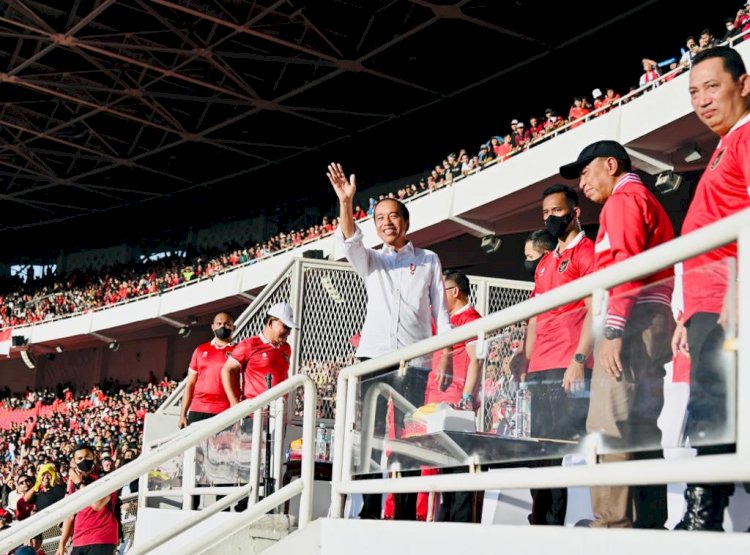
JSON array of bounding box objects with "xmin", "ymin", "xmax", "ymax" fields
[
  {"xmin": 259, "ymin": 331, "xmax": 283, "ymax": 348},
  {"xmin": 722, "ymin": 111, "xmax": 750, "ymax": 142},
  {"xmin": 612, "ymin": 172, "xmax": 641, "ymax": 194},
  {"xmin": 555, "ymin": 231, "xmax": 585, "ymax": 257},
  {"xmin": 381, "ymin": 240, "xmax": 414, "ymax": 255},
  {"xmin": 451, "ymin": 303, "xmax": 473, "ymax": 317},
  {"xmin": 210, "ymin": 337, "xmax": 233, "ymax": 349}
]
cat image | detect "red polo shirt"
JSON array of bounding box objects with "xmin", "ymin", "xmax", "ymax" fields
[
  {"xmin": 188, "ymin": 340, "xmax": 234, "ymax": 414},
  {"xmin": 528, "ymin": 233, "xmax": 595, "ymax": 372},
  {"xmin": 425, "ymin": 304, "xmax": 482, "ymax": 404},
  {"xmin": 230, "ymin": 335, "xmax": 291, "ymax": 400},
  {"xmin": 682, "ymin": 114, "xmax": 750, "ymax": 320}
]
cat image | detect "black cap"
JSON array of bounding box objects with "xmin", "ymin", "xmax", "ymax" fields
[{"xmin": 559, "ymin": 140, "xmax": 630, "ymax": 179}]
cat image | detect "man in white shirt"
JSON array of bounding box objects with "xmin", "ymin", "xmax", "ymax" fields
[{"xmin": 328, "ymin": 162, "xmax": 452, "ymax": 519}]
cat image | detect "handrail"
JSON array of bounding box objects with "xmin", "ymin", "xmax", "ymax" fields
[
  {"xmin": 129, "ymin": 482, "xmax": 255, "ymax": 554},
  {"xmin": 339, "ymin": 208, "xmax": 748, "ymax": 383},
  {"xmin": 330, "ymin": 208, "xmax": 750, "ymax": 516},
  {"xmin": 0, "ymin": 374, "xmax": 316, "ymax": 553}
]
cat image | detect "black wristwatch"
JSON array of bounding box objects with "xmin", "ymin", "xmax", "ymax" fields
[
  {"xmin": 573, "ymin": 353, "xmax": 586, "ymax": 364},
  {"xmin": 604, "ymin": 326, "xmax": 624, "ymax": 340}
]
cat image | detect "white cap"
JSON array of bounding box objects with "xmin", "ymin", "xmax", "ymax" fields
[
  {"xmin": 267, "ymin": 302, "xmax": 299, "ymax": 329},
  {"xmin": 592, "ymin": 88, "xmax": 603, "ymax": 99},
  {"xmin": 511, "ymin": 119, "xmax": 519, "ymax": 125}
]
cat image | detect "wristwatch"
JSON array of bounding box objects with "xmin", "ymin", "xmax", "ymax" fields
[
  {"xmin": 573, "ymin": 353, "xmax": 586, "ymax": 364},
  {"xmin": 604, "ymin": 326, "xmax": 624, "ymax": 340}
]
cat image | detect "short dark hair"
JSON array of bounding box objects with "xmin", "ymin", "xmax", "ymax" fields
[
  {"xmin": 215, "ymin": 311, "xmax": 234, "ymax": 323},
  {"xmin": 74, "ymin": 443, "xmax": 95, "ymax": 455},
  {"xmin": 543, "ymin": 184, "xmax": 579, "ymax": 208},
  {"xmin": 443, "ymin": 269, "xmax": 470, "ymax": 296},
  {"xmin": 374, "ymin": 198, "xmax": 409, "ymax": 222},
  {"xmin": 525, "ymin": 230, "xmax": 555, "ymax": 254},
  {"xmin": 692, "ymin": 45, "xmax": 747, "ymax": 81}
]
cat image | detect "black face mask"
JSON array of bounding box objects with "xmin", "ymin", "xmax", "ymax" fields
[
  {"xmin": 524, "ymin": 257, "xmax": 542, "ymax": 277},
  {"xmin": 76, "ymin": 459, "xmax": 95, "ymax": 473},
  {"xmin": 544, "ymin": 212, "xmax": 574, "ymax": 239},
  {"xmin": 214, "ymin": 327, "xmax": 232, "ymax": 341}
]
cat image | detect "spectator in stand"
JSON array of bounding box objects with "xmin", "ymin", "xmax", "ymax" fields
[
  {"xmin": 525, "ymin": 185, "xmax": 595, "ymax": 526},
  {"xmin": 568, "ymin": 96, "xmax": 590, "ymax": 127},
  {"xmin": 699, "ymin": 28, "xmax": 716, "ymax": 49},
  {"xmin": 603, "ymin": 87, "xmax": 621, "ymax": 108},
  {"xmin": 0, "ymin": 507, "xmax": 13, "ymax": 530},
  {"xmin": 560, "ymin": 140, "xmax": 675, "ymax": 529},
  {"xmin": 509, "ymin": 119, "xmax": 520, "ymax": 145},
  {"xmin": 639, "ymin": 58, "xmax": 661, "ymax": 88},
  {"xmin": 514, "ymin": 122, "xmax": 531, "ymax": 148},
  {"xmin": 367, "ymin": 198, "xmax": 377, "ymax": 217},
  {"xmin": 24, "ymin": 463, "xmax": 65, "ymax": 515},
  {"xmin": 495, "ymin": 134, "xmax": 514, "ymax": 160},
  {"xmin": 221, "ymin": 303, "xmax": 298, "ymax": 408},
  {"xmin": 353, "ymin": 205, "xmax": 367, "ymax": 220},
  {"xmin": 680, "ymin": 37, "xmax": 700, "ymax": 68},
  {"xmin": 592, "ymin": 89, "xmax": 606, "ymax": 113},
  {"xmin": 721, "ymin": 18, "xmax": 740, "ymax": 42},
  {"xmin": 477, "ymin": 144, "xmax": 493, "ymax": 166},
  {"xmin": 446, "ymin": 153, "xmax": 462, "ymax": 180},
  {"xmin": 56, "ymin": 444, "xmax": 120, "ymax": 555},
  {"xmin": 672, "ymin": 46, "xmax": 750, "ymax": 532},
  {"xmin": 460, "ymin": 153, "xmax": 475, "ymax": 176},
  {"xmin": 328, "ymin": 162, "xmax": 451, "ymax": 520},
  {"xmin": 529, "ymin": 117, "xmax": 545, "ymax": 139}
]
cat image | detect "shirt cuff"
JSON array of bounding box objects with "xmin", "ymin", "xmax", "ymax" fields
[{"xmin": 605, "ymin": 314, "xmax": 626, "ymax": 331}]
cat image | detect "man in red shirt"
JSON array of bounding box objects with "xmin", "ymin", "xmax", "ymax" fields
[
  {"xmin": 221, "ymin": 303, "xmax": 299, "ymax": 406},
  {"xmin": 560, "ymin": 140, "xmax": 675, "ymax": 529},
  {"xmin": 425, "ymin": 270, "xmax": 481, "ymax": 410},
  {"xmin": 672, "ymin": 46, "xmax": 750, "ymax": 531},
  {"xmin": 178, "ymin": 311, "xmax": 235, "ymax": 428},
  {"xmin": 525, "ymin": 184, "xmax": 595, "ymax": 526},
  {"xmin": 56, "ymin": 444, "xmax": 119, "ymax": 555}
]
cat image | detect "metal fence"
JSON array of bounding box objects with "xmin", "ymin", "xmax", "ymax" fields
[{"xmin": 156, "ymin": 259, "xmax": 531, "ymax": 425}]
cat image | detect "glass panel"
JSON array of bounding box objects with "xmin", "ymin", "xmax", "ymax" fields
[
  {"xmin": 148, "ymin": 453, "xmax": 183, "ymax": 491},
  {"xmin": 349, "ymin": 257, "xmax": 738, "ymax": 476}
]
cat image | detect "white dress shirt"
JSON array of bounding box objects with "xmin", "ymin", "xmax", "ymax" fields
[{"xmin": 336, "ymin": 224, "xmax": 452, "ymax": 359}]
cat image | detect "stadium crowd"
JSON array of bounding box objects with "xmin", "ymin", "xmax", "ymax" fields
[
  {"xmin": 0, "ymin": 378, "xmax": 177, "ymax": 528},
  {"xmin": 1, "ymin": 8, "xmax": 747, "ymax": 332}
]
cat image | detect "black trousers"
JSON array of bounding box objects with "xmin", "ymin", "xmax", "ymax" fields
[
  {"xmin": 358, "ymin": 360, "xmax": 428, "ymax": 520},
  {"xmin": 71, "ymin": 545, "xmax": 117, "ymax": 555},
  {"xmin": 684, "ymin": 312, "xmax": 748, "ymax": 495},
  {"xmin": 526, "ymin": 368, "xmax": 591, "ymax": 525}
]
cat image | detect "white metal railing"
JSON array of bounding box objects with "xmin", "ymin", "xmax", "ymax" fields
[
  {"xmin": 0, "ymin": 374, "xmax": 316, "ymax": 553},
  {"xmin": 329, "ymin": 208, "xmax": 750, "ymax": 517}
]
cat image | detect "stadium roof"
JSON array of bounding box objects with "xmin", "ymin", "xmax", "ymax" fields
[{"xmin": 0, "ymin": 0, "xmax": 738, "ymax": 261}]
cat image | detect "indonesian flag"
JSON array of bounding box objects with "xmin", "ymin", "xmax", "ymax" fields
[{"xmin": 0, "ymin": 329, "xmax": 11, "ymax": 357}]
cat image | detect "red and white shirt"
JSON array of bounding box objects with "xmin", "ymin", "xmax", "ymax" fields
[
  {"xmin": 529, "ymin": 232, "xmax": 595, "ymax": 372},
  {"xmin": 188, "ymin": 339, "xmax": 234, "ymax": 414},
  {"xmin": 595, "ymin": 173, "xmax": 674, "ymax": 330},
  {"xmin": 230, "ymin": 334, "xmax": 291, "ymax": 400},
  {"xmin": 681, "ymin": 113, "xmax": 750, "ymax": 320},
  {"xmin": 425, "ymin": 304, "xmax": 482, "ymax": 404}
]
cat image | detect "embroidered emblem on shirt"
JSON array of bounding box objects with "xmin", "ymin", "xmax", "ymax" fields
[
  {"xmin": 283, "ymin": 353, "xmax": 290, "ymax": 362},
  {"xmin": 262, "ymin": 353, "xmax": 268, "ymax": 359},
  {"xmin": 558, "ymin": 259, "xmax": 570, "ymax": 273},
  {"xmin": 710, "ymin": 148, "xmax": 726, "ymax": 170},
  {"xmin": 409, "ymin": 263, "xmax": 416, "ymax": 275},
  {"xmin": 201, "ymin": 351, "xmax": 208, "ymax": 358}
]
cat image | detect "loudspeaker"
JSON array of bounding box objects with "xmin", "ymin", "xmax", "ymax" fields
[
  {"xmin": 12, "ymin": 335, "xmax": 27, "ymax": 347},
  {"xmin": 302, "ymin": 249, "xmax": 325, "ymax": 260}
]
